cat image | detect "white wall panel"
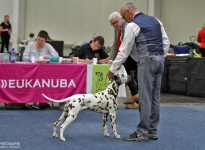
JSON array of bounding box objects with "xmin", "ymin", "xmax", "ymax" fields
[
  {"xmin": 161, "ymin": 0, "xmax": 205, "ymax": 45},
  {"xmin": 25, "ymin": 0, "xmax": 37, "ymax": 37},
  {"xmin": 25, "ymin": 0, "xmax": 147, "ymax": 46},
  {"xmin": 50, "ymin": 0, "xmax": 67, "ymax": 40},
  {"xmin": 0, "ymin": 0, "xmax": 13, "ymax": 20}
]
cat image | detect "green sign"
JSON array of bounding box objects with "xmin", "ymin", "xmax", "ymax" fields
[{"xmin": 92, "ymin": 64, "xmax": 111, "ymax": 93}]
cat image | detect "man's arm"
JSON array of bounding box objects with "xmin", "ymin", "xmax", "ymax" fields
[
  {"xmin": 98, "ymin": 57, "xmax": 110, "ymax": 63},
  {"xmin": 23, "ymin": 43, "xmax": 32, "ymax": 61},
  {"xmin": 98, "ymin": 47, "xmax": 110, "ymax": 63},
  {"xmin": 157, "ymin": 20, "xmax": 170, "ymax": 56},
  {"xmin": 110, "ymin": 23, "xmax": 139, "ymax": 73},
  {"xmin": 108, "ymin": 23, "xmax": 140, "ymax": 79},
  {"xmin": 45, "ymin": 44, "xmax": 59, "ymax": 59}
]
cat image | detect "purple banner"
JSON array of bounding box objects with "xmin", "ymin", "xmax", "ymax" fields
[{"xmin": 0, "ymin": 63, "xmax": 87, "ymax": 103}]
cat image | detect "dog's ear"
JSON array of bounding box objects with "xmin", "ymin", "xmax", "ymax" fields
[{"xmin": 113, "ymin": 74, "xmax": 118, "ymax": 81}]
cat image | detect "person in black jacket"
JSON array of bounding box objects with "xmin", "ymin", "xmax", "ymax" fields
[
  {"xmin": 74, "ymin": 36, "xmax": 109, "ymax": 64},
  {"xmin": 0, "ymin": 15, "xmax": 12, "ymax": 53}
]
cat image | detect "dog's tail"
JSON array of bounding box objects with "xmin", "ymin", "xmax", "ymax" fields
[{"xmin": 42, "ymin": 94, "xmax": 70, "ymax": 103}]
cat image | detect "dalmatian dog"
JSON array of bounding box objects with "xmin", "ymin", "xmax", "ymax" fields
[{"xmin": 42, "ymin": 73, "xmax": 131, "ymax": 141}]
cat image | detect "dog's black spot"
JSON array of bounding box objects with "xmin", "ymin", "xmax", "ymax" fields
[
  {"xmin": 108, "ymin": 89, "xmax": 115, "ymax": 96},
  {"xmin": 68, "ymin": 103, "xmax": 75, "ymax": 110},
  {"xmin": 64, "ymin": 105, "xmax": 68, "ymax": 109},
  {"xmin": 79, "ymin": 99, "xmax": 81, "ymax": 103},
  {"xmin": 105, "ymin": 95, "xmax": 109, "ymax": 100},
  {"xmin": 87, "ymin": 101, "xmax": 91, "ymax": 103},
  {"xmin": 71, "ymin": 115, "xmax": 75, "ymax": 118},
  {"xmin": 106, "ymin": 102, "xmax": 109, "ymax": 107},
  {"xmin": 73, "ymin": 100, "xmax": 76, "ymax": 102},
  {"xmin": 66, "ymin": 110, "xmax": 69, "ymax": 112},
  {"xmin": 83, "ymin": 95, "xmax": 85, "ymax": 97},
  {"xmin": 102, "ymin": 92, "xmax": 104, "ymax": 95},
  {"xmin": 103, "ymin": 114, "xmax": 109, "ymax": 126},
  {"xmin": 113, "ymin": 99, "xmax": 117, "ymax": 105},
  {"xmin": 112, "ymin": 83, "xmax": 118, "ymax": 93},
  {"xmin": 95, "ymin": 95, "xmax": 97, "ymax": 98},
  {"xmin": 54, "ymin": 120, "xmax": 60, "ymax": 126}
]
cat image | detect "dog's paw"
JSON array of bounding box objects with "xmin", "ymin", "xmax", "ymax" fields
[
  {"xmin": 115, "ymin": 135, "xmax": 120, "ymax": 139},
  {"xmin": 104, "ymin": 132, "xmax": 110, "ymax": 137},
  {"xmin": 60, "ymin": 137, "xmax": 66, "ymax": 141},
  {"xmin": 53, "ymin": 134, "xmax": 58, "ymax": 138}
]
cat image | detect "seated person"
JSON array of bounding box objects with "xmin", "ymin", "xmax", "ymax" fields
[
  {"xmin": 73, "ymin": 36, "xmax": 109, "ymax": 63},
  {"xmin": 26, "ymin": 33, "xmax": 35, "ymax": 44},
  {"xmin": 23, "ymin": 30, "xmax": 58, "ymax": 61}
]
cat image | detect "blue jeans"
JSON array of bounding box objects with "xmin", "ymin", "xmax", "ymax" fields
[{"xmin": 136, "ymin": 55, "xmax": 165, "ymax": 137}]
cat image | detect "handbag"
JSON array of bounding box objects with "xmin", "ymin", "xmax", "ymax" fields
[{"xmin": 173, "ymin": 45, "xmax": 193, "ymax": 54}]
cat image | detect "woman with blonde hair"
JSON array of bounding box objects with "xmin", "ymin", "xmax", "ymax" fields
[{"xmin": 197, "ymin": 21, "xmax": 205, "ymax": 57}]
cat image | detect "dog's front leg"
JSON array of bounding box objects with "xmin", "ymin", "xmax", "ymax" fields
[
  {"xmin": 103, "ymin": 113, "xmax": 110, "ymax": 137},
  {"xmin": 109, "ymin": 113, "xmax": 120, "ymax": 138}
]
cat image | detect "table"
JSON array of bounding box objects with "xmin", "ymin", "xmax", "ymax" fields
[
  {"xmin": 0, "ymin": 62, "xmax": 87, "ymax": 103},
  {"xmin": 0, "ymin": 62, "xmax": 126, "ymax": 103},
  {"xmin": 161, "ymin": 56, "xmax": 205, "ymax": 97}
]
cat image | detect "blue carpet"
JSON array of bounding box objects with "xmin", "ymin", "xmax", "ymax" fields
[{"xmin": 0, "ymin": 105, "xmax": 205, "ymax": 150}]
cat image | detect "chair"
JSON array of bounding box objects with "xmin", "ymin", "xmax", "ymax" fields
[
  {"xmin": 47, "ymin": 41, "xmax": 64, "ymax": 57},
  {"xmin": 68, "ymin": 45, "xmax": 80, "ymax": 58}
]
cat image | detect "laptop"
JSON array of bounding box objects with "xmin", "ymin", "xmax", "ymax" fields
[{"xmin": 0, "ymin": 53, "xmax": 4, "ymax": 62}]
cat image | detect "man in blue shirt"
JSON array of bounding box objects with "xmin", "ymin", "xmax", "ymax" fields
[{"xmin": 74, "ymin": 36, "xmax": 109, "ymax": 64}]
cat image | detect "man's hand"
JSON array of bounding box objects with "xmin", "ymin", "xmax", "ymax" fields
[
  {"xmin": 84, "ymin": 58, "xmax": 91, "ymax": 64},
  {"xmin": 44, "ymin": 54, "xmax": 51, "ymax": 59},
  {"xmin": 107, "ymin": 70, "xmax": 114, "ymax": 80}
]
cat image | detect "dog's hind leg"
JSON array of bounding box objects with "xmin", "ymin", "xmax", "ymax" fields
[
  {"xmin": 109, "ymin": 112, "xmax": 120, "ymax": 138},
  {"xmin": 53, "ymin": 111, "xmax": 68, "ymax": 138},
  {"xmin": 103, "ymin": 113, "xmax": 110, "ymax": 137},
  {"xmin": 60, "ymin": 114, "xmax": 77, "ymax": 141}
]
